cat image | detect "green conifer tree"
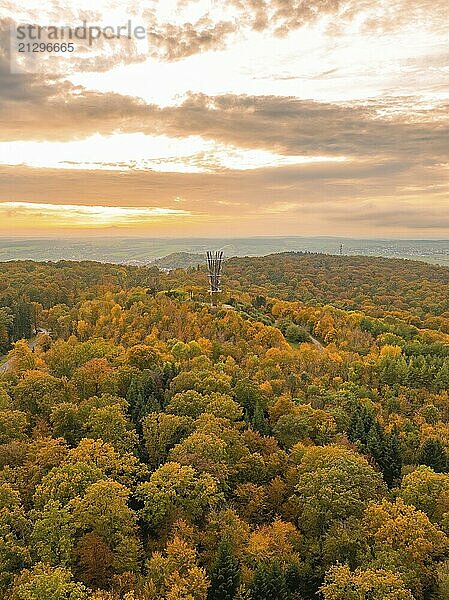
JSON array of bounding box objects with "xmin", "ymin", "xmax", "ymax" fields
[
  {"xmin": 252, "ymin": 400, "xmax": 269, "ymax": 436},
  {"xmin": 419, "ymin": 439, "xmax": 448, "ymax": 473},
  {"xmin": 250, "ymin": 562, "xmax": 290, "ymax": 600},
  {"xmin": 366, "ymin": 422, "xmax": 384, "ymax": 462},
  {"xmin": 208, "ymin": 538, "xmax": 240, "ymax": 600},
  {"xmin": 379, "ymin": 428, "xmax": 403, "ymax": 487}
]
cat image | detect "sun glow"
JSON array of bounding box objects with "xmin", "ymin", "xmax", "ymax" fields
[{"xmin": 0, "ymin": 133, "xmax": 347, "ymax": 173}]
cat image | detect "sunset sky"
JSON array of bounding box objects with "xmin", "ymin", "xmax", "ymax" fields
[{"xmin": 0, "ymin": 0, "xmax": 448, "ymax": 237}]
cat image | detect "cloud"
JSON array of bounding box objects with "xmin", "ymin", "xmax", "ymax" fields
[
  {"xmin": 0, "ymin": 157, "xmax": 446, "ymax": 210},
  {"xmin": 330, "ymin": 201, "xmax": 449, "ymax": 230},
  {"xmin": 0, "ymin": 9, "xmax": 235, "ymax": 72},
  {"xmin": 0, "ymin": 53, "xmax": 150, "ymax": 140},
  {"xmin": 0, "ymin": 2, "xmax": 446, "ymax": 241},
  {"xmin": 0, "ymin": 17, "xmax": 148, "ymax": 75},
  {"xmin": 358, "ymin": 0, "xmax": 449, "ymax": 35},
  {"xmin": 158, "ymin": 94, "xmax": 449, "ymax": 162},
  {"xmin": 1, "ymin": 0, "xmax": 447, "ymax": 78},
  {"xmin": 1, "ymin": 63, "xmax": 447, "ymax": 172},
  {"xmin": 231, "ymin": 0, "xmax": 449, "ymax": 37},
  {"xmin": 147, "ymin": 18, "xmax": 237, "ymax": 61},
  {"xmin": 231, "ymin": 0, "xmax": 345, "ymax": 35},
  {"xmin": 1, "ymin": 161, "xmax": 447, "ymax": 237}
]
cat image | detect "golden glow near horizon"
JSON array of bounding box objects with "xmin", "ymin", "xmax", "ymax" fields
[
  {"xmin": 0, "ymin": 202, "xmax": 189, "ymax": 228},
  {"xmin": 0, "ymin": 0, "xmax": 448, "ymax": 237}
]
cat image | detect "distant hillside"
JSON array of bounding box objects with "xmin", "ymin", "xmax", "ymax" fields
[
  {"xmin": 223, "ymin": 252, "xmax": 449, "ymax": 320},
  {"xmin": 154, "ymin": 252, "xmax": 209, "ymax": 269},
  {"xmin": 0, "ymin": 237, "xmax": 446, "ymax": 266},
  {"xmin": 1, "ymin": 253, "xmax": 448, "ymax": 336}
]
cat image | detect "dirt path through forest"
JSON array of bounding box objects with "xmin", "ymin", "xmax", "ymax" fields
[{"xmin": 0, "ymin": 329, "xmax": 48, "ymax": 373}]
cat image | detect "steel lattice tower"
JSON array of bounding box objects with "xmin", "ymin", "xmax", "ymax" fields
[{"xmin": 206, "ymin": 251, "xmax": 224, "ymax": 305}]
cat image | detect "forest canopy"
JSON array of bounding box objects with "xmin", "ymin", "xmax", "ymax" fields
[{"xmin": 0, "ymin": 253, "xmax": 448, "ymax": 599}]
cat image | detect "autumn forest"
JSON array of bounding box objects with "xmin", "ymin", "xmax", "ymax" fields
[{"xmin": 0, "ymin": 252, "xmax": 448, "ymax": 600}]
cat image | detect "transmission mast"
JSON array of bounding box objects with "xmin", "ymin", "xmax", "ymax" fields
[{"xmin": 206, "ymin": 251, "xmax": 224, "ymax": 306}]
